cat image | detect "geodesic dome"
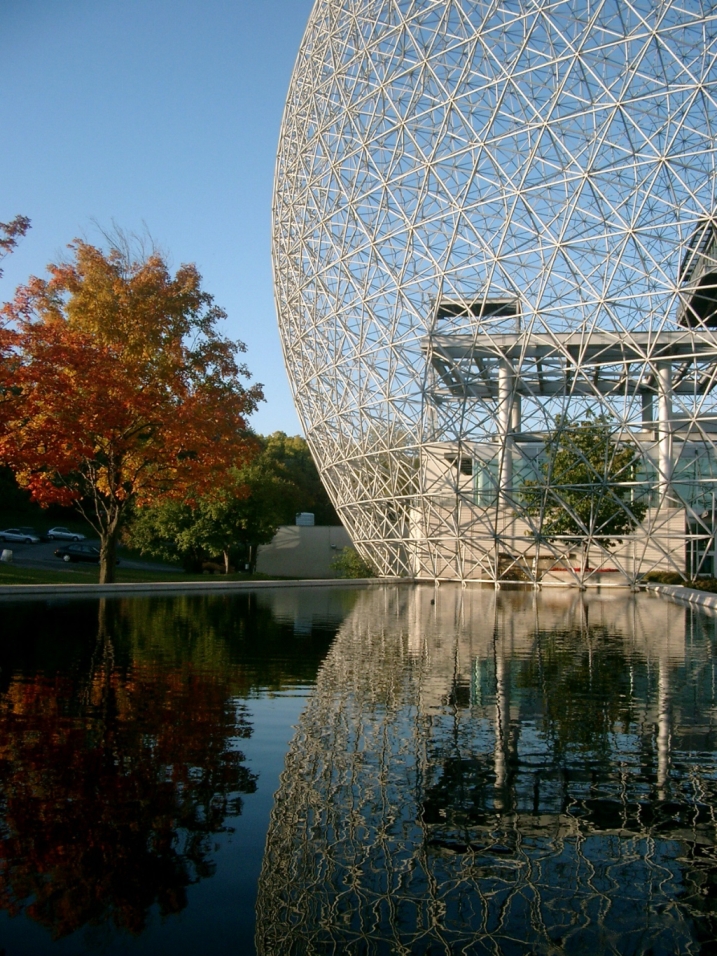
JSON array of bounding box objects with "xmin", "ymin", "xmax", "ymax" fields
[{"xmin": 272, "ymin": 0, "xmax": 717, "ymax": 584}]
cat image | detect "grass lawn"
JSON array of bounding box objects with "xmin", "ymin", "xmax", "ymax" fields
[{"xmin": 0, "ymin": 563, "xmax": 292, "ymax": 586}]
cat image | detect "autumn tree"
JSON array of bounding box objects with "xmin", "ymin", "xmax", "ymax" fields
[
  {"xmin": 0, "ymin": 236, "xmax": 262, "ymax": 583},
  {"xmin": 0, "ymin": 216, "xmax": 30, "ymax": 279},
  {"xmin": 0, "ymin": 601, "xmax": 257, "ymax": 938}
]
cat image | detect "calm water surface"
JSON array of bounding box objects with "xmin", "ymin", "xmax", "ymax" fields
[{"xmin": 1, "ymin": 586, "xmax": 717, "ymax": 955}]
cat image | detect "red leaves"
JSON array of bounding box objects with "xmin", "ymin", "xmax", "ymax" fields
[{"xmin": 0, "ymin": 238, "xmax": 262, "ymax": 520}]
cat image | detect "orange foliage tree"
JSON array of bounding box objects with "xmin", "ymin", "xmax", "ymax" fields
[{"xmin": 0, "ymin": 236, "xmax": 263, "ymax": 582}]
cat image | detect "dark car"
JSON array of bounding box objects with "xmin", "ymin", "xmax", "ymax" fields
[{"xmin": 55, "ymin": 542, "xmax": 111, "ymax": 564}]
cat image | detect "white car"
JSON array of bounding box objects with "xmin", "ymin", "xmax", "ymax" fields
[
  {"xmin": 46, "ymin": 526, "xmax": 86, "ymax": 542},
  {"xmin": 0, "ymin": 527, "xmax": 41, "ymax": 544}
]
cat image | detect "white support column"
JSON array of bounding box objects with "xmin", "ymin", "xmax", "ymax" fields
[
  {"xmin": 657, "ymin": 362, "xmax": 673, "ymax": 503},
  {"xmin": 498, "ymin": 360, "xmax": 513, "ymax": 507},
  {"xmin": 511, "ymin": 394, "xmax": 522, "ymax": 433}
]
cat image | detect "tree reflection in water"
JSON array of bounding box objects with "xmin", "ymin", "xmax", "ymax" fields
[
  {"xmin": 0, "ymin": 589, "xmax": 353, "ymax": 942},
  {"xmin": 0, "ymin": 598, "xmax": 257, "ymax": 937},
  {"xmin": 257, "ymin": 587, "xmax": 717, "ymax": 955}
]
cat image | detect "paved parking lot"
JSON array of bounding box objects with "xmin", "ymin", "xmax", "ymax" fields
[{"xmin": 0, "ymin": 540, "xmax": 179, "ymax": 573}]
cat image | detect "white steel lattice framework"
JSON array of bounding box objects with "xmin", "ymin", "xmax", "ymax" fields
[{"xmin": 272, "ymin": 0, "xmax": 717, "ymax": 585}]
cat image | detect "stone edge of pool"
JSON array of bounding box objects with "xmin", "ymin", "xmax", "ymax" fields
[
  {"xmin": 645, "ymin": 583, "xmax": 717, "ymax": 612},
  {"xmin": 0, "ymin": 576, "xmax": 413, "ymax": 598},
  {"xmin": 1, "ymin": 578, "xmax": 715, "ymax": 611}
]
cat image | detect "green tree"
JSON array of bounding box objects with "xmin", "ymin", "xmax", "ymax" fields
[
  {"xmin": 0, "ymin": 465, "xmax": 32, "ymax": 516},
  {"xmin": 127, "ymin": 497, "xmax": 227, "ymax": 573},
  {"xmin": 213, "ymin": 451, "xmax": 302, "ymax": 572},
  {"xmin": 128, "ymin": 439, "xmax": 304, "ymax": 574},
  {"xmin": 262, "ymin": 432, "xmax": 340, "ymax": 525},
  {"xmin": 522, "ymin": 414, "xmax": 646, "ymax": 561}
]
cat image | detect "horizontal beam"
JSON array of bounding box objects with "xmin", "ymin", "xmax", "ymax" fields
[
  {"xmin": 423, "ymin": 329, "xmax": 717, "ymax": 363},
  {"xmin": 430, "ymin": 378, "xmax": 717, "ymax": 398}
]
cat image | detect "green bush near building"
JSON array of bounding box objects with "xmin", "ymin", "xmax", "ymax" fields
[{"xmin": 330, "ymin": 547, "xmax": 376, "ymax": 579}]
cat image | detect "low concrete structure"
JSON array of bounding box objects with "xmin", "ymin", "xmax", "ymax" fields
[
  {"xmin": 255, "ymin": 525, "xmax": 353, "ymax": 579},
  {"xmin": 646, "ymin": 582, "xmax": 717, "ymax": 613}
]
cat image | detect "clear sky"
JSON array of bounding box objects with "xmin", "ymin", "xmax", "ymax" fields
[{"xmin": 1, "ymin": 0, "xmax": 315, "ymax": 436}]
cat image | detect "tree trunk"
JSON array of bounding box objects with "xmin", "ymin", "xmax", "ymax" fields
[
  {"xmin": 82, "ymin": 598, "xmax": 115, "ymax": 706},
  {"xmin": 99, "ymin": 521, "xmax": 121, "ymax": 585},
  {"xmin": 248, "ymin": 544, "xmax": 256, "ymax": 576},
  {"xmin": 223, "ymin": 550, "xmax": 230, "ymax": 575},
  {"xmin": 95, "ymin": 598, "xmax": 115, "ymax": 671}
]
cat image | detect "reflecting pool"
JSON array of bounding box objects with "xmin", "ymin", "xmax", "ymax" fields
[
  {"xmin": 1, "ymin": 586, "xmax": 717, "ymax": 955},
  {"xmin": 258, "ymin": 587, "xmax": 717, "ymax": 956},
  {"xmin": 0, "ymin": 588, "xmax": 357, "ymax": 955}
]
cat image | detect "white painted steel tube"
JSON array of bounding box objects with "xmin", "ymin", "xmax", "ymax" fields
[
  {"xmin": 498, "ymin": 361, "xmax": 513, "ymax": 505},
  {"xmin": 657, "ymin": 658, "xmax": 671, "ymax": 796},
  {"xmin": 657, "ymin": 361, "xmax": 673, "ymax": 501}
]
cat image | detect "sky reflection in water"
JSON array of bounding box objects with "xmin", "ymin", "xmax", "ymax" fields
[{"xmin": 0, "ymin": 587, "xmax": 716, "ymax": 955}]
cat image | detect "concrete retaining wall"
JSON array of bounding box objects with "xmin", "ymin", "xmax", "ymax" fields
[
  {"xmin": 0, "ymin": 577, "xmax": 408, "ymax": 600},
  {"xmin": 255, "ymin": 525, "xmax": 353, "ymax": 579},
  {"xmin": 645, "ymin": 583, "xmax": 717, "ymax": 612}
]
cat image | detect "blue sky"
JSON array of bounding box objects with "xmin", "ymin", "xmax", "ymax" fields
[{"xmin": 1, "ymin": 0, "xmax": 315, "ymax": 435}]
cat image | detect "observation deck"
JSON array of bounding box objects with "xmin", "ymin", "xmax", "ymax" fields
[
  {"xmin": 423, "ymin": 329, "xmax": 717, "ymax": 402},
  {"xmin": 417, "ymin": 327, "xmax": 717, "ymax": 581}
]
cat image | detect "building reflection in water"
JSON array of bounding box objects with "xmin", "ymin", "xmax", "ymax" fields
[{"xmin": 256, "ymin": 587, "xmax": 717, "ymax": 954}]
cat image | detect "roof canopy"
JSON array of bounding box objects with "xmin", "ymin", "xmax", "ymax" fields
[{"xmin": 424, "ymin": 330, "xmax": 717, "ymax": 399}]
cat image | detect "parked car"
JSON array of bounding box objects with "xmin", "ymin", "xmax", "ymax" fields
[
  {"xmin": 54, "ymin": 542, "xmax": 120, "ymax": 565},
  {"xmin": 46, "ymin": 526, "xmax": 86, "ymax": 541},
  {"xmin": 0, "ymin": 527, "xmax": 41, "ymax": 544}
]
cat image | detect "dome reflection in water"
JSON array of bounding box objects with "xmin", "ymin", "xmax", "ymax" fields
[{"xmin": 257, "ymin": 588, "xmax": 717, "ymax": 955}]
